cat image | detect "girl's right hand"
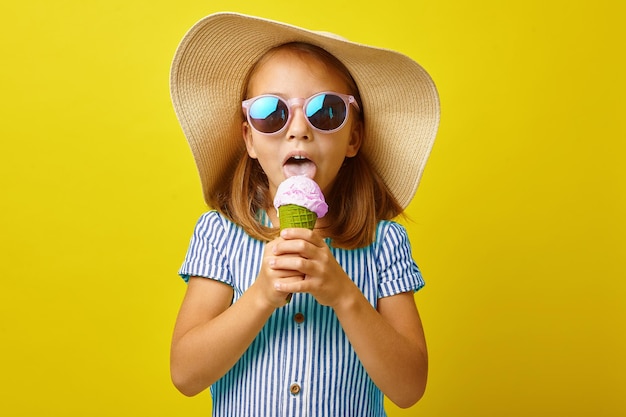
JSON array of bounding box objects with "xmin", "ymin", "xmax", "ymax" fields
[{"xmin": 254, "ymin": 237, "xmax": 304, "ymax": 308}]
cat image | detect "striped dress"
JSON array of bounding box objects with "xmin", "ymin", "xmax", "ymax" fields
[{"xmin": 179, "ymin": 210, "xmax": 424, "ymax": 417}]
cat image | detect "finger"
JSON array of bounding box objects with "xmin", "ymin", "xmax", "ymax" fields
[
  {"xmin": 272, "ymin": 239, "xmax": 313, "ymax": 257},
  {"xmin": 270, "ymin": 255, "xmax": 311, "ymax": 275},
  {"xmin": 279, "ymin": 228, "xmax": 325, "ymax": 247},
  {"xmin": 274, "ymin": 277, "xmax": 307, "ymax": 294},
  {"xmin": 269, "ymin": 253, "xmax": 306, "ymax": 270}
]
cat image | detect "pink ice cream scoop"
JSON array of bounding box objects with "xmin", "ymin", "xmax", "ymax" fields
[{"xmin": 273, "ymin": 175, "xmax": 328, "ymax": 229}]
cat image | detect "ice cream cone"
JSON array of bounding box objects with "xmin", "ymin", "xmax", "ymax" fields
[
  {"xmin": 278, "ymin": 204, "xmax": 317, "ymax": 230},
  {"xmin": 273, "ymin": 175, "xmax": 328, "ymax": 229},
  {"xmin": 273, "ymin": 176, "xmax": 328, "ymax": 304}
]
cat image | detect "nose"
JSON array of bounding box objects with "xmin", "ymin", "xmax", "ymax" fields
[{"xmin": 286, "ymin": 99, "xmax": 312, "ymax": 140}]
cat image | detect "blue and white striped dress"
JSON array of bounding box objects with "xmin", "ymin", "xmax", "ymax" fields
[{"xmin": 179, "ymin": 210, "xmax": 424, "ymax": 417}]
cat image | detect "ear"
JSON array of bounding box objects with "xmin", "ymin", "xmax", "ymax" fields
[
  {"xmin": 242, "ymin": 121, "xmax": 258, "ymax": 159},
  {"xmin": 345, "ymin": 120, "xmax": 363, "ymax": 158}
]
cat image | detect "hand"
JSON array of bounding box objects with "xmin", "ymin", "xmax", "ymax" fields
[
  {"xmin": 254, "ymin": 237, "xmax": 305, "ymax": 309},
  {"xmin": 269, "ymin": 228, "xmax": 356, "ymax": 307}
]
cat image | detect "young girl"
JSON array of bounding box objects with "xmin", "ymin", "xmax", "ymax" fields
[{"xmin": 169, "ymin": 12, "xmax": 439, "ymax": 417}]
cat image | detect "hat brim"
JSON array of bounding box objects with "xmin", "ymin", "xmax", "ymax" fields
[{"xmin": 171, "ymin": 12, "xmax": 440, "ymax": 208}]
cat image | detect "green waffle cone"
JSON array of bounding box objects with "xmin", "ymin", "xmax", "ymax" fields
[{"xmin": 278, "ymin": 204, "xmax": 317, "ymax": 230}]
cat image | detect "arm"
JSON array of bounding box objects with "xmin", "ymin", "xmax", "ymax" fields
[
  {"xmin": 333, "ymin": 288, "xmax": 427, "ymax": 408},
  {"xmin": 272, "ymin": 228, "xmax": 428, "ymax": 408},
  {"xmin": 170, "ymin": 277, "xmax": 273, "ymax": 396},
  {"xmin": 171, "ymin": 240, "xmax": 303, "ymax": 396}
]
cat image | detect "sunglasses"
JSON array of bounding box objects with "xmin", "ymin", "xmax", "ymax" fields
[{"xmin": 242, "ymin": 91, "xmax": 360, "ymax": 135}]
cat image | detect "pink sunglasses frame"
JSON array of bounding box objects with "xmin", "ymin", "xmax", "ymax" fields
[{"xmin": 242, "ymin": 91, "xmax": 360, "ymax": 135}]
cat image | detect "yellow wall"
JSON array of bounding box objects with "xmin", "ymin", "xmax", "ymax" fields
[{"xmin": 1, "ymin": 1, "xmax": 624, "ymax": 416}]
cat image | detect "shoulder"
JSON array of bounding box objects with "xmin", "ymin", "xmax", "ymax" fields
[
  {"xmin": 373, "ymin": 220, "xmax": 424, "ymax": 293},
  {"xmin": 192, "ymin": 210, "xmax": 244, "ymax": 239},
  {"xmin": 372, "ymin": 220, "xmax": 416, "ymax": 267},
  {"xmin": 194, "ymin": 210, "xmax": 229, "ymax": 229},
  {"xmin": 374, "ymin": 220, "xmax": 411, "ymax": 248}
]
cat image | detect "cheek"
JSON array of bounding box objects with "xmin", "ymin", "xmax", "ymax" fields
[
  {"xmin": 319, "ymin": 143, "xmax": 350, "ymax": 178},
  {"xmin": 246, "ymin": 139, "xmax": 282, "ymax": 176},
  {"xmin": 250, "ymin": 142, "xmax": 274, "ymax": 161}
]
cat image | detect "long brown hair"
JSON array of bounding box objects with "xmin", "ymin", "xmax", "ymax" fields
[{"xmin": 211, "ymin": 42, "xmax": 403, "ymax": 249}]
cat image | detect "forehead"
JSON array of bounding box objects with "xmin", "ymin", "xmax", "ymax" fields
[{"xmin": 247, "ymin": 48, "xmax": 350, "ymax": 96}]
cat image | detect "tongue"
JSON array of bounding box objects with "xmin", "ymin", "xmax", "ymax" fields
[{"xmin": 283, "ymin": 159, "xmax": 316, "ymax": 178}]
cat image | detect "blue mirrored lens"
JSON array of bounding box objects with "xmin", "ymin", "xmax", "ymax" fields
[
  {"xmin": 249, "ymin": 97, "xmax": 288, "ymax": 133},
  {"xmin": 306, "ymin": 94, "xmax": 346, "ymax": 131}
]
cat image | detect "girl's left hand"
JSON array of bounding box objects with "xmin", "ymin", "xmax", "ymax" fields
[{"xmin": 269, "ymin": 228, "xmax": 355, "ymax": 307}]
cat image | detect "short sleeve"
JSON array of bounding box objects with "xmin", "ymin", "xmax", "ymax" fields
[
  {"xmin": 375, "ymin": 221, "xmax": 425, "ymax": 297},
  {"xmin": 178, "ymin": 211, "xmax": 233, "ymax": 285}
]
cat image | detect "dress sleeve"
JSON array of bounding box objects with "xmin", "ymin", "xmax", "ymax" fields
[
  {"xmin": 375, "ymin": 221, "xmax": 425, "ymax": 297},
  {"xmin": 178, "ymin": 211, "xmax": 233, "ymax": 286}
]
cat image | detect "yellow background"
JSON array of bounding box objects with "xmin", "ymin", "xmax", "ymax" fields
[{"xmin": 1, "ymin": 0, "xmax": 624, "ymax": 416}]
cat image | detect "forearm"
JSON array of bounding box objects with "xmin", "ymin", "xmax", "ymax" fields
[
  {"xmin": 170, "ymin": 284, "xmax": 275, "ymax": 396},
  {"xmin": 333, "ymin": 286, "xmax": 428, "ymax": 408}
]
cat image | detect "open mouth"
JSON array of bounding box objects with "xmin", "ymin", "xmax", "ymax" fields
[{"xmin": 283, "ymin": 155, "xmax": 317, "ymax": 178}]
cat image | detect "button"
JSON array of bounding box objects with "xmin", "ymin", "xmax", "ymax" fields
[
  {"xmin": 294, "ymin": 312, "xmax": 305, "ymax": 324},
  {"xmin": 290, "ymin": 383, "xmax": 301, "ymax": 395}
]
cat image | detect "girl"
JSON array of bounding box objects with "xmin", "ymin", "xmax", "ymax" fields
[{"xmin": 169, "ymin": 12, "xmax": 439, "ymax": 417}]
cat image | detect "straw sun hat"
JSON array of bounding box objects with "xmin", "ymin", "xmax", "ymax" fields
[{"xmin": 170, "ymin": 12, "xmax": 440, "ymax": 209}]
